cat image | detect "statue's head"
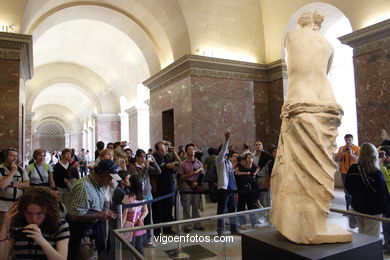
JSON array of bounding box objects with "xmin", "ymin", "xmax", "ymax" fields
[{"xmin": 297, "ymin": 11, "xmax": 324, "ymax": 31}]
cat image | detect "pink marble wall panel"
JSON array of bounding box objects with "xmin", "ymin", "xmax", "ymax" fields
[
  {"xmin": 353, "ymin": 48, "xmax": 390, "ymax": 146},
  {"xmin": 267, "ymin": 79, "xmax": 284, "ymax": 148},
  {"xmin": 253, "ymin": 80, "xmax": 283, "ymax": 150},
  {"xmin": 191, "ymin": 76, "xmax": 256, "ymax": 150},
  {"xmin": 149, "ymin": 77, "xmax": 192, "ymax": 148},
  {"xmin": 95, "ymin": 120, "xmax": 121, "ymax": 145},
  {"xmin": 0, "ymin": 59, "xmax": 21, "ymax": 150}
]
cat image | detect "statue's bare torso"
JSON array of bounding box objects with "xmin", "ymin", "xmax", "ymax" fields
[{"xmin": 285, "ymin": 29, "xmax": 336, "ymax": 103}]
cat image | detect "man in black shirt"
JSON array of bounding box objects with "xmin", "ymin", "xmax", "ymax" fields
[{"xmin": 152, "ymin": 141, "xmax": 178, "ymax": 235}]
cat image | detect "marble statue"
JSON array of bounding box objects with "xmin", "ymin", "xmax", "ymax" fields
[{"xmin": 269, "ymin": 12, "xmax": 352, "ymax": 244}]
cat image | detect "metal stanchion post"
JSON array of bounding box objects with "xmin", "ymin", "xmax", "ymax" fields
[
  {"xmin": 148, "ymin": 201, "xmax": 155, "ymax": 243},
  {"xmin": 173, "ymin": 191, "xmax": 189, "ymax": 260},
  {"xmin": 116, "ymin": 204, "xmax": 123, "ymax": 260}
]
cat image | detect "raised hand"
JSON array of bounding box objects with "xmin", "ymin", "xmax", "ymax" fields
[{"xmin": 225, "ymin": 129, "xmax": 231, "ymax": 140}]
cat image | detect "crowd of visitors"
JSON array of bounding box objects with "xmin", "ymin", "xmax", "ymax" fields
[{"xmin": 0, "ymin": 133, "xmax": 389, "ymax": 258}]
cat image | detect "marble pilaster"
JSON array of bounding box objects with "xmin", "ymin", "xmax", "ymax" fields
[
  {"xmin": 118, "ymin": 112, "xmax": 129, "ymax": 144},
  {"xmin": 82, "ymin": 130, "xmax": 88, "ymax": 150},
  {"xmin": 24, "ymin": 112, "xmax": 34, "ymax": 159},
  {"xmin": 87, "ymin": 127, "xmax": 94, "ymax": 156},
  {"xmin": 126, "ymin": 105, "xmax": 150, "ymax": 151},
  {"xmin": 0, "ymin": 32, "xmax": 33, "ymax": 159},
  {"xmin": 340, "ymin": 19, "xmax": 390, "ymax": 145},
  {"xmin": 92, "ymin": 114, "xmax": 121, "ymax": 145},
  {"xmin": 68, "ymin": 131, "xmax": 82, "ymax": 152}
]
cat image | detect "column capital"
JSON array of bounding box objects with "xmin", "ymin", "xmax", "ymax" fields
[
  {"xmin": 67, "ymin": 131, "xmax": 82, "ymax": 136},
  {"xmin": 118, "ymin": 112, "xmax": 129, "ymax": 118},
  {"xmin": 25, "ymin": 112, "xmax": 35, "ymax": 120},
  {"xmin": 125, "ymin": 104, "xmax": 149, "ymax": 115},
  {"xmin": 0, "ymin": 32, "xmax": 33, "ymax": 81},
  {"xmin": 91, "ymin": 113, "xmax": 120, "ymax": 121}
]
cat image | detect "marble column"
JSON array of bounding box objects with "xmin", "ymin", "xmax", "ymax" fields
[
  {"xmin": 118, "ymin": 112, "xmax": 129, "ymax": 144},
  {"xmin": 92, "ymin": 114, "xmax": 121, "ymax": 145},
  {"xmin": 24, "ymin": 112, "xmax": 34, "ymax": 160},
  {"xmin": 340, "ymin": 19, "xmax": 390, "ymax": 145},
  {"xmin": 87, "ymin": 127, "xmax": 94, "ymax": 156},
  {"xmin": 126, "ymin": 104, "xmax": 150, "ymax": 151},
  {"xmin": 68, "ymin": 131, "xmax": 82, "ymax": 152},
  {"xmin": 0, "ymin": 32, "xmax": 33, "ymax": 159},
  {"xmin": 144, "ymin": 55, "xmax": 284, "ymax": 150},
  {"xmin": 82, "ymin": 130, "xmax": 88, "ymax": 150},
  {"xmin": 64, "ymin": 133, "xmax": 70, "ymax": 148}
]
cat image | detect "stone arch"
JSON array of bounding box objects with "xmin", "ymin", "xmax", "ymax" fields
[
  {"xmin": 21, "ymin": 0, "xmax": 191, "ymax": 70},
  {"xmin": 26, "ymin": 63, "xmax": 105, "ymax": 114},
  {"xmin": 32, "ymin": 104, "xmax": 82, "ymax": 132}
]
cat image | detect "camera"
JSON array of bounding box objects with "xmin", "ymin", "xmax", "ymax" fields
[
  {"xmin": 11, "ymin": 226, "xmax": 28, "ymax": 240},
  {"xmin": 346, "ymin": 147, "xmax": 350, "ymax": 151}
]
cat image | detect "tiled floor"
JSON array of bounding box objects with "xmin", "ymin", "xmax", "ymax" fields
[{"xmin": 118, "ymin": 189, "xmax": 389, "ymax": 259}]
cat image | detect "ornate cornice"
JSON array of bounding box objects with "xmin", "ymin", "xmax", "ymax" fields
[
  {"xmin": 339, "ymin": 18, "xmax": 390, "ymax": 56},
  {"xmin": 0, "ymin": 32, "xmax": 33, "ymax": 81},
  {"xmin": 125, "ymin": 104, "xmax": 149, "ymax": 116},
  {"xmin": 143, "ymin": 54, "xmax": 285, "ymax": 90}
]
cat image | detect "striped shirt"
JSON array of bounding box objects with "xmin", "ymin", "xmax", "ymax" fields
[{"xmin": 12, "ymin": 220, "xmax": 70, "ymax": 259}]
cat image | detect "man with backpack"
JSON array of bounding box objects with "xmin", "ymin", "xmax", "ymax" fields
[{"xmin": 0, "ymin": 148, "xmax": 29, "ymax": 227}]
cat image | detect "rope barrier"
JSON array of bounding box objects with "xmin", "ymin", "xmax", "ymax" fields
[{"xmin": 121, "ymin": 191, "xmax": 176, "ymax": 209}]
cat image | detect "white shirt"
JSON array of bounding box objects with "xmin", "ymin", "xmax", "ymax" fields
[
  {"xmin": 0, "ymin": 164, "xmax": 29, "ymax": 212},
  {"xmin": 27, "ymin": 163, "xmax": 53, "ymax": 185}
]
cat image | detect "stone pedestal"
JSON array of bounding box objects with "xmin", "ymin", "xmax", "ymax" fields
[
  {"xmin": 0, "ymin": 32, "xmax": 33, "ymax": 159},
  {"xmin": 340, "ymin": 19, "xmax": 390, "ymax": 145},
  {"xmin": 144, "ymin": 55, "xmax": 284, "ymax": 149},
  {"xmin": 92, "ymin": 114, "xmax": 121, "ymax": 146},
  {"xmin": 242, "ymin": 227, "xmax": 382, "ymax": 260}
]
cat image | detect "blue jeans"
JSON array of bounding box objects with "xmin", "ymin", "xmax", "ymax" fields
[
  {"xmin": 217, "ymin": 189, "xmax": 238, "ymax": 233},
  {"xmin": 341, "ymin": 174, "xmax": 352, "ymax": 209}
]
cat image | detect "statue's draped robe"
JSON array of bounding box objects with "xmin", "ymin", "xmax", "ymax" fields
[{"xmin": 270, "ymin": 101, "xmax": 345, "ymax": 244}]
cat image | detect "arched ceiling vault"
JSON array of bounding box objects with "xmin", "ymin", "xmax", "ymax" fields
[
  {"xmin": 32, "ymin": 104, "xmax": 82, "ymax": 132},
  {"xmin": 26, "ymin": 62, "xmax": 104, "ymax": 114},
  {"xmin": 21, "ymin": 0, "xmax": 191, "ymax": 69},
  {"xmin": 29, "ymin": 5, "xmax": 161, "ymax": 75},
  {"xmin": 33, "ymin": 17, "xmax": 150, "ymax": 100}
]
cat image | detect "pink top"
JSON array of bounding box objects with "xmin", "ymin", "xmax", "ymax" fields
[{"xmin": 124, "ymin": 197, "xmax": 147, "ymax": 237}]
